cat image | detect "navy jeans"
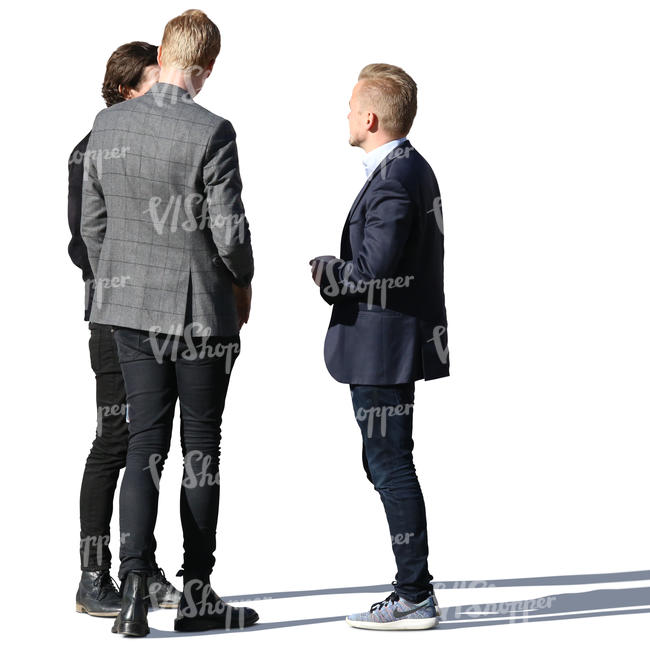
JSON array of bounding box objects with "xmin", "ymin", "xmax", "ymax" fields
[
  {"xmin": 350, "ymin": 382, "xmax": 433, "ymax": 603},
  {"xmin": 113, "ymin": 327, "xmax": 239, "ymax": 582}
]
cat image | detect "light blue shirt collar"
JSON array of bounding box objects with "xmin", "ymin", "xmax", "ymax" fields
[{"xmin": 362, "ymin": 137, "xmax": 407, "ymax": 178}]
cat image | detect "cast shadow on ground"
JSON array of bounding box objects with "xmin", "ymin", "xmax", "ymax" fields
[{"xmin": 146, "ymin": 569, "xmax": 650, "ymax": 637}]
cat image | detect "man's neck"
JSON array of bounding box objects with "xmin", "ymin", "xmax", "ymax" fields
[
  {"xmin": 361, "ymin": 134, "xmax": 403, "ymax": 153},
  {"xmin": 157, "ymin": 67, "xmax": 195, "ymax": 95}
]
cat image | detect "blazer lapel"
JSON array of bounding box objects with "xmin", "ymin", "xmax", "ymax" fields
[
  {"xmin": 339, "ymin": 160, "xmax": 389, "ymax": 256},
  {"xmin": 346, "ymin": 176, "xmax": 373, "ymax": 223}
]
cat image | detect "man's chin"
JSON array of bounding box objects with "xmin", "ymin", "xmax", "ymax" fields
[{"xmin": 349, "ymin": 137, "xmax": 360, "ymax": 148}]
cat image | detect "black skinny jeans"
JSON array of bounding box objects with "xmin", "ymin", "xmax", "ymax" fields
[
  {"xmin": 113, "ymin": 327, "xmax": 239, "ymax": 582},
  {"xmin": 79, "ymin": 323, "xmax": 158, "ymax": 571}
]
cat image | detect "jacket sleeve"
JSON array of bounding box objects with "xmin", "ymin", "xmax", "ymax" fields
[
  {"xmin": 203, "ymin": 120, "xmax": 254, "ymax": 287},
  {"xmin": 80, "ymin": 126, "xmax": 107, "ymax": 279},
  {"xmin": 319, "ymin": 177, "xmax": 412, "ymax": 304},
  {"xmin": 67, "ymin": 132, "xmax": 93, "ymax": 280}
]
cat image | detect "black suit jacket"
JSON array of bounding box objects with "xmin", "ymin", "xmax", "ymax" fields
[
  {"xmin": 68, "ymin": 131, "xmax": 93, "ymax": 320},
  {"xmin": 318, "ymin": 140, "xmax": 449, "ymax": 384}
]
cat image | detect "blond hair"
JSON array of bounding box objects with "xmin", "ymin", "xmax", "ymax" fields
[
  {"xmin": 160, "ymin": 9, "xmax": 221, "ymax": 71},
  {"xmin": 358, "ymin": 63, "xmax": 417, "ymax": 137}
]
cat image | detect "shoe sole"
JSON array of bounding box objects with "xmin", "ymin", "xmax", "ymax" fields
[
  {"xmin": 346, "ymin": 615, "xmax": 439, "ymax": 630},
  {"xmin": 75, "ymin": 603, "xmax": 119, "ymax": 618},
  {"xmin": 111, "ymin": 621, "xmax": 150, "ymax": 637},
  {"xmin": 174, "ymin": 612, "xmax": 259, "ymax": 632},
  {"xmin": 149, "ymin": 602, "xmax": 181, "ymax": 610}
]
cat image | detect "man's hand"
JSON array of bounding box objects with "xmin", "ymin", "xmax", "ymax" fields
[
  {"xmin": 233, "ymin": 283, "xmax": 252, "ymax": 329},
  {"xmin": 309, "ymin": 255, "xmax": 336, "ymax": 287}
]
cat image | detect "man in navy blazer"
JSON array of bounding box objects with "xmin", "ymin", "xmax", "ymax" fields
[{"xmin": 311, "ymin": 63, "xmax": 449, "ymax": 630}]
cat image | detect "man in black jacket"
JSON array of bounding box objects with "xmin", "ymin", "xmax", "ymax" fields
[
  {"xmin": 68, "ymin": 41, "xmax": 180, "ymax": 617},
  {"xmin": 311, "ymin": 63, "xmax": 449, "ymax": 630}
]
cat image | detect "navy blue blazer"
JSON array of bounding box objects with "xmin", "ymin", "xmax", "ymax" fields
[{"xmin": 317, "ymin": 140, "xmax": 449, "ymax": 385}]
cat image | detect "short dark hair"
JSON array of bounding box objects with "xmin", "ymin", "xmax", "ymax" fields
[{"xmin": 102, "ymin": 41, "xmax": 158, "ymax": 107}]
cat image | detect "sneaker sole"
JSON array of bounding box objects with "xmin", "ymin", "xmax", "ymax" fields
[
  {"xmin": 75, "ymin": 603, "xmax": 119, "ymax": 618},
  {"xmin": 346, "ymin": 615, "xmax": 439, "ymax": 630}
]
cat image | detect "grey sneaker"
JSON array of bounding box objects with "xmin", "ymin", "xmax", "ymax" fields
[{"xmin": 346, "ymin": 591, "xmax": 440, "ymax": 630}]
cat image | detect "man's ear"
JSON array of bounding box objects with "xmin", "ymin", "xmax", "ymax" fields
[
  {"xmin": 367, "ymin": 111, "xmax": 378, "ymax": 132},
  {"xmin": 157, "ymin": 46, "xmax": 163, "ymax": 67},
  {"xmin": 118, "ymin": 84, "xmax": 130, "ymax": 99}
]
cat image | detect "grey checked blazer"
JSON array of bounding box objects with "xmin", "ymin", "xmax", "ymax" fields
[{"xmin": 81, "ymin": 82, "xmax": 254, "ymax": 336}]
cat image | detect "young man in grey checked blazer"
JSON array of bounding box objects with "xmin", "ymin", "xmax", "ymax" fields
[{"xmin": 81, "ymin": 10, "xmax": 258, "ymax": 636}]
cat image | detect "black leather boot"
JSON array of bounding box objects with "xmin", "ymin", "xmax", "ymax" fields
[
  {"xmin": 112, "ymin": 572, "xmax": 150, "ymax": 637},
  {"xmin": 147, "ymin": 568, "xmax": 182, "ymax": 609},
  {"xmin": 174, "ymin": 578, "xmax": 259, "ymax": 632},
  {"xmin": 76, "ymin": 570, "xmax": 121, "ymax": 617}
]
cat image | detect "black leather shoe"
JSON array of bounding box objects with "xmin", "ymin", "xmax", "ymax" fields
[
  {"xmin": 76, "ymin": 570, "xmax": 121, "ymax": 617},
  {"xmin": 112, "ymin": 572, "xmax": 150, "ymax": 637},
  {"xmin": 147, "ymin": 568, "xmax": 181, "ymax": 609},
  {"xmin": 174, "ymin": 581, "xmax": 259, "ymax": 632}
]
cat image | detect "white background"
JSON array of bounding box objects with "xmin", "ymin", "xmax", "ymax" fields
[{"xmin": 1, "ymin": 0, "xmax": 649, "ymax": 647}]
